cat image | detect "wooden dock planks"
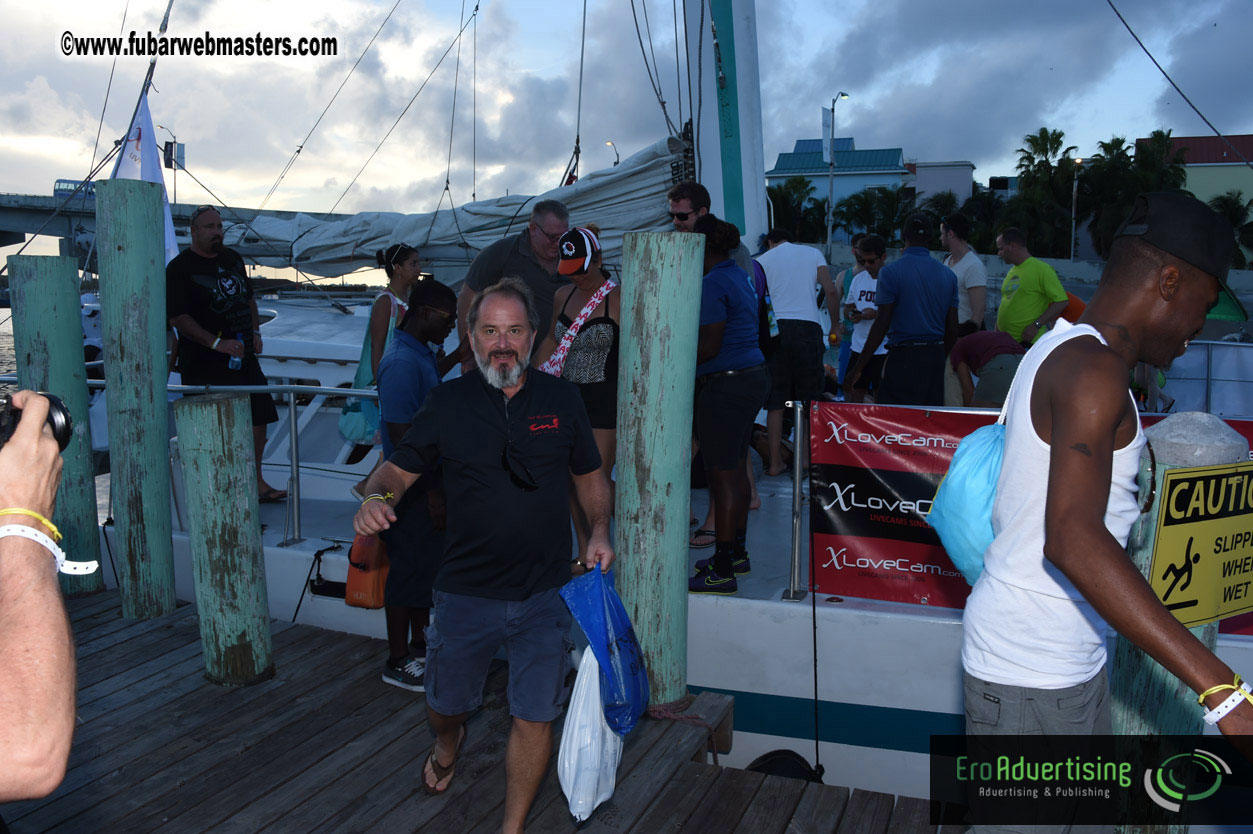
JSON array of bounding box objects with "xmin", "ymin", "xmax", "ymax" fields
[{"xmin": 0, "ymin": 590, "xmax": 947, "ymax": 834}]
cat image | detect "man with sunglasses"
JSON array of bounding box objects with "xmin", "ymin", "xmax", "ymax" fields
[
  {"xmin": 353, "ymin": 277, "xmax": 611, "ymax": 833},
  {"xmin": 667, "ymin": 181, "xmax": 753, "ymax": 274},
  {"xmin": 457, "ymin": 200, "xmax": 571, "ymax": 368}
]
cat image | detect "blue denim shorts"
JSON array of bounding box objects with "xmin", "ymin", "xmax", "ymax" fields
[{"xmin": 424, "ymin": 588, "xmax": 573, "ymax": 722}]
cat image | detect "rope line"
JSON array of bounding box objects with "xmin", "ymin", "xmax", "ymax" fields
[
  {"xmin": 328, "ymin": 7, "xmax": 479, "ymax": 215},
  {"xmin": 88, "ymin": 0, "xmax": 130, "ymax": 180},
  {"xmin": 444, "ymin": 0, "xmax": 468, "ymax": 184},
  {"xmin": 646, "ymin": 696, "xmax": 719, "ymax": 766},
  {"xmin": 1106, "ymin": 0, "xmax": 1253, "ymax": 174},
  {"xmin": 258, "ymin": 0, "xmax": 405, "ymax": 213},
  {"xmin": 630, "ymin": 0, "xmax": 678, "ymax": 136}
]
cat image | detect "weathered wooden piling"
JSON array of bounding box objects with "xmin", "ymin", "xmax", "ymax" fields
[
  {"xmin": 173, "ymin": 393, "xmax": 273, "ymax": 684},
  {"xmin": 1113, "ymin": 412, "xmax": 1249, "ymax": 736},
  {"xmin": 615, "ymin": 231, "xmax": 705, "ymax": 705},
  {"xmin": 95, "ymin": 178, "xmax": 175, "ymax": 619},
  {"xmin": 8, "ymin": 255, "xmax": 104, "ymax": 596}
]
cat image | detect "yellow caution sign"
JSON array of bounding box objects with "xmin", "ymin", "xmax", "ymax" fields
[{"xmin": 1150, "ymin": 461, "xmax": 1253, "ymax": 627}]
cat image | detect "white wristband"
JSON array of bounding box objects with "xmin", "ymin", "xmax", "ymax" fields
[
  {"xmin": 0, "ymin": 524, "xmax": 98, "ymax": 575},
  {"xmin": 1203, "ymin": 681, "xmax": 1253, "ymax": 725},
  {"xmin": 212, "ymin": 337, "xmax": 221, "ymax": 350}
]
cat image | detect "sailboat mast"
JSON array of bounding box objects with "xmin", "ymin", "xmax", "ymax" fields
[{"xmin": 685, "ymin": 0, "xmax": 767, "ymax": 247}]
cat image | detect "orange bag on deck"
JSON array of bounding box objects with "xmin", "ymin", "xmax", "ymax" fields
[{"xmin": 345, "ymin": 534, "xmax": 389, "ymax": 609}]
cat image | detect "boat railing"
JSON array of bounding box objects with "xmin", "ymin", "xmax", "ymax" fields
[
  {"xmin": 1161, "ymin": 339, "xmax": 1253, "ymax": 418},
  {"xmin": 0, "ymin": 376, "xmax": 376, "ymax": 545}
]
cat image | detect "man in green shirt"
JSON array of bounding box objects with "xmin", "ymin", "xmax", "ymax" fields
[{"xmin": 994, "ymin": 227, "xmax": 1069, "ymax": 345}]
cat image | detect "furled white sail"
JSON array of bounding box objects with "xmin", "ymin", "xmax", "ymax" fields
[{"xmin": 232, "ymin": 136, "xmax": 687, "ymax": 281}]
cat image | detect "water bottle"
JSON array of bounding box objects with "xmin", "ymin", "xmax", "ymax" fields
[{"xmin": 227, "ymin": 332, "xmax": 243, "ymax": 371}]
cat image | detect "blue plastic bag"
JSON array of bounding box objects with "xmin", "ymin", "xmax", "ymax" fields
[
  {"xmin": 559, "ymin": 568, "xmax": 650, "ymax": 736},
  {"xmin": 927, "ymin": 422, "xmax": 1004, "ymax": 585}
]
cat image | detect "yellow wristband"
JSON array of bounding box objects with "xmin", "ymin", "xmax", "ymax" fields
[
  {"xmin": 0, "ymin": 508, "xmax": 62, "ymax": 542},
  {"xmin": 362, "ymin": 493, "xmax": 394, "ymax": 506},
  {"xmin": 1198, "ymin": 674, "xmax": 1244, "ymax": 704}
]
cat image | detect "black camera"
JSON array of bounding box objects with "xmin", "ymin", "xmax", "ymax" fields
[{"xmin": 0, "ymin": 393, "xmax": 73, "ymax": 452}]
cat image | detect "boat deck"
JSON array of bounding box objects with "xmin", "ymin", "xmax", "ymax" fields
[{"xmin": 0, "ymin": 590, "xmax": 959, "ymax": 834}]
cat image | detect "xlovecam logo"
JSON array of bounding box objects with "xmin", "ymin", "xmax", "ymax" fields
[
  {"xmin": 821, "ymin": 420, "xmax": 957, "ymax": 450},
  {"xmin": 1143, "ymin": 748, "xmax": 1230, "ymax": 812},
  {"xmin": 821, "ymin": 482, "xmax": 932, "ymax": 516}
]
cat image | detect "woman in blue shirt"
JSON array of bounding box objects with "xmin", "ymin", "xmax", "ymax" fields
[{"xmin": 689, "ymin": 216, "xmax": 769, "ymax": 596}]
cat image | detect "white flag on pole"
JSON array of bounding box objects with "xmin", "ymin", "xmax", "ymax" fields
[
  {"xmin": 111, "ymin": 93, "xmax": 179, "ymax": 264},
  {"xmin": 821, "ymin": 107, "xmax": 833, "ymax": 164}
]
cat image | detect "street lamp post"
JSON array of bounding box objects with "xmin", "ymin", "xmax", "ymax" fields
[
  {"xmin": 1070, "ymin": 157, "xmax": 1084, "ymax": 260},
  {"xmin": 605, "ymin": 140, "xmax": 620, "ymax": 166},
  {"xmin": 825, "ymin": 92, "xmax": 850, "ymax": 254}
]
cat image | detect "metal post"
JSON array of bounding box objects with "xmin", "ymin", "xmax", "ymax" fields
[
  {"xmin": 173, "ymin": 393, "xmax": 274, "ymax": 685},
  {"xmin": 8, "ymin": 255, "xmax": 104, "ymax": 597},
  {"xmin": 279, "ymin": 387, "xmax": 304, "ymax": 545},
  {"xmin": 1113, "ymin": 413, "xmax": 1248, "ymax": 737},
  {"xmin": 1070, "ymin": 158, "xmax": 1083, "ymax": 260},
  {"xmin": 782, "ymin": 399, "xmax": 807, "ymax": 601},
  {"xmin": 95, "ymin": 178, "xmax": 175, "ymax": 619},
  {"xmin": 615, "ymin": 230, "xmax": 705, "ymax": 706}
]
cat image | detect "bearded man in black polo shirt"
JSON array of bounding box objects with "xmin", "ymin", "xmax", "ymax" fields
[{"xmin": 353, "ymin": 276, "xmax": 612, "ymax": 833}]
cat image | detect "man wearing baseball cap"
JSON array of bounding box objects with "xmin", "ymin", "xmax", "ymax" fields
[{"xmin": 962, "ymin": 193, "xmax": 1252, "ymax": 821}]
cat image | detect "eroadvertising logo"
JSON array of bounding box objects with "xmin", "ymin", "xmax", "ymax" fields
[
  {"xmin": 1143, "ymin": 748, "xmax": 1230, "ymax": 812},
  {"xmin": 929, "ymin": 735, "xmax": 1252, "ymax": 826}
]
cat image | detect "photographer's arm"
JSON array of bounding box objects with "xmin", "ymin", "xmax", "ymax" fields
[{"xmin": 0, "ymin": 392, "xmax": 74, "ymax": 801}]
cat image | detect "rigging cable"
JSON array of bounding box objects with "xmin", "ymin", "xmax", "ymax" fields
[
  {"xmin": 0, "ymin": 144, "xmax": 121, "ymax": 281},
  {"xmin": 328, "ymin": 7, "xmax": 479, "ymax": 215},
  {"xmin": 425, "ymin": 1, "xmax": 478, "ymax": 263},
  {"xmin": 630, "ymin": 0, "xmax": 679, "ymax": 137},
  {"xmin": 88, "ymin": 0, "xmax": 131, "ymax": 183},
  {"xmin": 560, "ymin": 0, "xmax": 590, "ymax": 187},
  {"xmin": 1106, "ymin": 0, "xmax": 1253, "ymax": 174},
  {"xmin": 472, "ymin": 11, "xmax": 477, "ymax": 201},
  {"xmin": 174, "ymin": 162, "xmax": 352, "ymax": 311},
  {"xmin": 257, "ymin": 0, "xmax": 405, "ymax": 213}
]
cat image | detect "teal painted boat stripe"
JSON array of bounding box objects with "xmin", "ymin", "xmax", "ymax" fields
[{"xmin": 690, "ymin": 686, "xmax": 964, "ymax": 755}]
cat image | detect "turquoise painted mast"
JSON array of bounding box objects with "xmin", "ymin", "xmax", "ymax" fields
[{"xmin": 687, "ymin": 0, "xmax": 768, "ymax": 247}]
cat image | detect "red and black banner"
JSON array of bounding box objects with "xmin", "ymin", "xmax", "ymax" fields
[
  {"xmin": 809, "ymin": 403, "xmax": 994, "ymax": 607},
  {"xmin": 808, "ymin": 402, "xmax": 1253, "ymax": 630}
]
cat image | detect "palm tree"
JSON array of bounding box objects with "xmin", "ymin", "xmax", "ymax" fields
[
  {"xmin": 871, "ymin": 185, "xmax": 917, "ymax": 244},
  {"xmin": 921, "ymin": 190, "xmax": 960, "ymax": 223},
  {"xmin": 959, "ymin": 188, "xmax": 1006, "ymax": 253},
  {"xmin": 1016, "ymin": 127, "xmax": 1077, "ymax": 189},
  {"xmin": 766, "ymin": 176, "xmax": 816, "ymax": 240},
  {"xmin": 1076, "ymin": 136, "xmax": 1136, "ymax": 258},
  {"xmin": 1207, "ymin": 190, "xmax": 1253, "ymax": 269},
  {"xmin": 833, "ymin": 189, "xmax": 877, "ymax": 237},
  {"xmin": 1135, "ymin": 129, "xmax": 1187, "ymax": 192}
]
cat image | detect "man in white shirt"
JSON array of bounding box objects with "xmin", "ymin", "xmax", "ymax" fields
[
  {"xmin": 940, "ymin": 213, "xmax": 987, "ymax": 334},
  {"xmin": 755, "ymin": 228, "xmax": 840, "ymax": 475},
  {"xmin": 940, "ymin": 214, "xmax": 988, "ymax": 406},
  {"xmin": 842, "ymin": 235, "xmax": 889, "ymax": 403}
]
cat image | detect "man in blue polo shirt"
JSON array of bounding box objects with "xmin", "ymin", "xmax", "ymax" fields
[
  {"xmin": 353, "ymin": 277, "xmax": 612, "ymax": 834},
  {"xmin": 845, "ymin": 213, "xmax": 958, "ymax": 406},
  {"xmin": 374, "ymin": 279, "xmax": 458, "ymax": 692}
]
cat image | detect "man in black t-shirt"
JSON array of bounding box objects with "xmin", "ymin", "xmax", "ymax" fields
[
  {"xmin": 166, "ymin": 206, "xmax": 285, "ymax": 502},
  {"xmin": 354, "ymin": 277, "xmax": 612, "ymax": 831}
]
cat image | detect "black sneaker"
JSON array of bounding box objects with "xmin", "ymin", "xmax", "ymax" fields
[
  {"xmin": 382, "ymin": 656, "xmax": 425, "ymax": 691},
  {"xmin": 688, "ymin": 568, "xmax": 738, "ymax": 595},
  {"xmin": 694, "ymin": 553, "xmax": 751, "ymax": 576}
]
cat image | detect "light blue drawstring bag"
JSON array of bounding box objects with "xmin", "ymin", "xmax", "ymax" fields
[{"xmin": 928, "ymin": 421, "xmax": 1004, "ymax": 584}]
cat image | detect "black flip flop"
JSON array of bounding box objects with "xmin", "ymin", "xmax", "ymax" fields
[{"xmin": 422, "ymin": 726, "xmax": 467, "ymax": 795}]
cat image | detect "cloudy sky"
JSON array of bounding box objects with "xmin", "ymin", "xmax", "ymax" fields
[{"xmin": 2, "ymin": 0, "xmax": 1250, "ymax": 265}]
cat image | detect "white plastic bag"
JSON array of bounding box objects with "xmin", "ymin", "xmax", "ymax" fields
[{"xmin": 558, "ymin": 646, "xmax": 624, "ymax": 821}]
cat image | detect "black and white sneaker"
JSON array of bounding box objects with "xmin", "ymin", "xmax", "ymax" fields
[{"xmin": 382, "ymin": 656, "xmax": 426, "ymax": 692}]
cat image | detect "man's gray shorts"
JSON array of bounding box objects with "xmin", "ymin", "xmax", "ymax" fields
[
  {"xmin": 424, "ymin": 588, "xmax": 573, "ymax": 723},
  {"xmin": 963, "ymin": 668, "xmax": 1111, "ymax": 834}
]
